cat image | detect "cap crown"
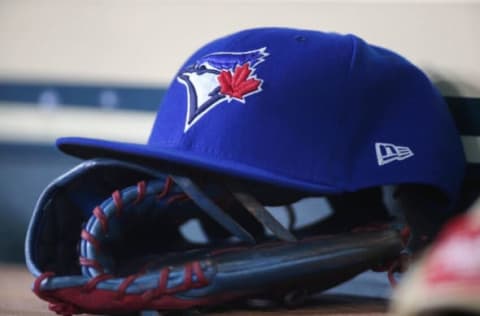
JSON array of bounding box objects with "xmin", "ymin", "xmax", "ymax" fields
[{"xmin": 147, "ymin": 27, "xmax": 464, "ymax": 201}]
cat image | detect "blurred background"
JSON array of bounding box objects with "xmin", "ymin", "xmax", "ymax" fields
[{"xmin": 0, "ymin": 0, "xmax": 479, "ymax": 297}]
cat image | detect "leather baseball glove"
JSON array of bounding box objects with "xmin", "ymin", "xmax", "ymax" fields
[{"xmin": 26, "ymin": 159, "xmax": 407, "ymax": 315}]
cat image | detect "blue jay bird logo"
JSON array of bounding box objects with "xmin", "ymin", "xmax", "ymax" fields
[{"xmin": 177, "ymin": 47, "xmax": 269, "ymax": 131}]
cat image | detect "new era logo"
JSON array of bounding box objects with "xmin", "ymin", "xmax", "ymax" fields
[{"xmin": 375, "ymin": 142, "xmax": 414, "ymax": 166}]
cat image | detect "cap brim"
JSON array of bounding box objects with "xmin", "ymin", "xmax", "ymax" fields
[{"xmin": 57, "ymin": 137, "xmax": 338, "ymax": 195}]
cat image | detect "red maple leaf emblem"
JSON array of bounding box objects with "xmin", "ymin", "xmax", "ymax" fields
[{"xmin": 217, "ymin": 63, "xmax": 261, "ymax": 100}]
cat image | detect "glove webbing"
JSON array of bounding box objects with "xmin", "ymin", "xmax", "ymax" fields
[{"xmin": 80, "ymin": 175, "xmax": 296, "ymax": 277}]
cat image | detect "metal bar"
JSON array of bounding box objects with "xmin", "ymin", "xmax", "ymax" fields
[
  {"xmin": 171, "ymin": 175, "xmax": 255, "ymax": 245},
  {"xmin": 229, "ymin": 189, "xmax": 297, "ymax": 242}
]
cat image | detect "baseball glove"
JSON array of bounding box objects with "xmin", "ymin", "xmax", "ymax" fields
[{"xmin": 26, "ymin": 159, "xmax": 408, "ymax": 315}]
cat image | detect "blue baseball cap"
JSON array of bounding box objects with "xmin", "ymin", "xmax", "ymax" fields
[{"xmin": 57, "ymin": 27, "xmax": 465, "ymax": 204}]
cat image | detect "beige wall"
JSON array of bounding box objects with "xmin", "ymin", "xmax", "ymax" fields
[{"xmin": 0, "ymin": 0, "xmax": 479, "ymax": 97}]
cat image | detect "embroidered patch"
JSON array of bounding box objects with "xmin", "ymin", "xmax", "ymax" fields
[
  {"xmin": 177, "ymin": 48, "xmax": 268, "ymax": 131},
  {"xmin": 375, "ymin": 142, "xmax": 414, "ymax": 166}
]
